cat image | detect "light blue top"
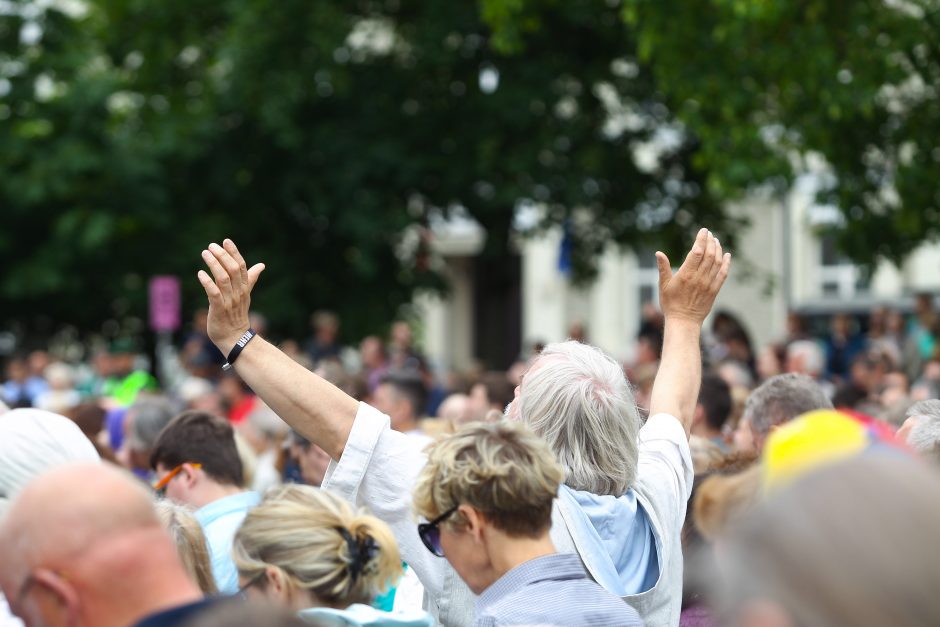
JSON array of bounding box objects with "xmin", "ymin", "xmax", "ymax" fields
[
  {"xmin": 194, "ymin": 490, "xmax": 260, "ymax": 594},
  {"xmin": 472, "ymin": 553, "xmax": 644, "ymax": 627},
  {"xmin": 557, "ymin": 485, "xmax": 659, "ymax": 596},
  {"xmin": 299, "ymin": 603, "xmax": 435, "ymax": 626}
]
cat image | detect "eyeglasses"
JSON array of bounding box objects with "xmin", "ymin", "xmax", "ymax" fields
[
  {"xmin": 153, "ymin": 463, "xmax": 202, "ymax": 497},
  {"xmin": 417, "ymin": 505, "xmax": 458, "ymax": 557}
]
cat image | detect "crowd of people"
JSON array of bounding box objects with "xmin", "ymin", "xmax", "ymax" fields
[{"xmin": 1, "ymin": 229, "xmax": 940, "ymax": 626}]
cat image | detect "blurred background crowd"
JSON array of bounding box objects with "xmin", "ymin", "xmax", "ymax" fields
[{"xmin": 6, "ymin": 293, "xmax": 940, "ymax": 474}]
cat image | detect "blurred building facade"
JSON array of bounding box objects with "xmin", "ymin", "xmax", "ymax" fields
[{"xmin": 416, "ymin": 186, "xmax": 940, "ymax": 371}]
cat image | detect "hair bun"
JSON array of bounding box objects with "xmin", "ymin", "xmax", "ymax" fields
[{"xmin": 336, "ymin": 526, "xmax": 378, "ymax": 580}]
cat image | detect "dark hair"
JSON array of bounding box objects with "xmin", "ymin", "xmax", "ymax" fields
[
  {"xmin": 150, "ymin": 411, "xmax": 244, "ymax": 487},
  {"xmin": 698, "ymin": 374, "xmax": 732, "ymax": 431},
  {"xmin": 637, "ymin": 327, "xmax": 664, "ymax": 360},
  {"xmin": 379, "ymin": 369, "xmax": 427, "ymax": 417},
  {"xmin": 832, "ymin": 383, "xmax": 868, "ymax": 409},
  {"xmin": 477, "ymin": 371, "xmax": 515, "ymax": 410}
]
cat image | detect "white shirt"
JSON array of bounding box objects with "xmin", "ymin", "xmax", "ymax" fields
[
  {"xmin": 323, "ymin": 403, "xmax": 692, "ymax": 627},
  {"xmin": 0, "ymin": 594, "xmax": 23, "ymax": 627}
]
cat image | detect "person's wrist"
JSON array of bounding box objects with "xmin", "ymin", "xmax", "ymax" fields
[
  {"xmin": 663, "ymin": 314, "xmax": 704, "ymax": 331},
  {"xmin": 213, "ymin": 326, "xmax": 251, "ymax": 353},
  {"xmin": 222, "ymin": 328, "xmax": 257, "ymax": 371}
]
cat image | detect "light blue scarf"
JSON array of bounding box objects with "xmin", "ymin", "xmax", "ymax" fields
[{"xmin": 557, "ymin": 485, "xmax": 659, "ymax": 595}]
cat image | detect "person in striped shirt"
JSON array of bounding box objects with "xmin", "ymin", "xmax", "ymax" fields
[{"xmin": 413, "ymin": 421, "xmax": 644, "ymax": 626}]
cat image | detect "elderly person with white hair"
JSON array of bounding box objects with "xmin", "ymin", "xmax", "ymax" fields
[
  {"xmin": 196, "ymin": 228, "xmax": 731, "ymax": 626},
  {"xmin": 0, "ymin": 408, "xmax": 101, "ymax": 626},
  {"xmin": 237, "ymin": 402, "xmax": 290, "ymax": 493},
  {"xmin": 896, "ymin": 399, "xmax": 940, "ymax": 464}
]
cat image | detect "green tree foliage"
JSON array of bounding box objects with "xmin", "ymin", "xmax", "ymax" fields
[
  {"xmin": 0, "ymin": 0, "xmax": 739, "ymax": 340},
  {"xmin": 486, "ymin": 0, "xmax": 940, "ymax": 267}
]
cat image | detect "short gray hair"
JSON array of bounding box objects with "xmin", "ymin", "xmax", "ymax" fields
[
  {"xmin": 786, "ymin": 340, "xmax": 825, "ymax": 376},
  {"xmin": 744, "ymin": 374, "xmax": 832, "ymax": 442},
  {"xmin": 245, "ymin": 403, "xmax": 290, "ymax": 443},
  {"xmin": 515, "ymin": 341, "xmax": 640, "ymax": 496},
  {"xmin": 126, "ymin": 396, "xmax": 177, "ymax": 451},
  {"xmin": 905, "ymin": 400, "xmax": 940, "ymax": 461}
]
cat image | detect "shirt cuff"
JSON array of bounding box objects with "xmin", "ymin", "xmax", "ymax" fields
[{"xmin": 322, "ymin": 402, "xmax": 390, "ymax": 501}]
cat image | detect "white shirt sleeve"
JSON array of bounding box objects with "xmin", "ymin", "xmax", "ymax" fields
[
  {"xmin": 322, "ymin": 402, "xmax": 450, "ymax": 601},
  {"xmin": 637, "ymin": 413, "xmax": 694, "ymax": 519}
]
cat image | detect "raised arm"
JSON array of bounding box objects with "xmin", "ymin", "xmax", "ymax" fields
[
  {"xmin": 650, "ymin": 228, "xmax": 731, "ymax": 436},
  {"xmin": 197, "ymin": 240, "xmax": 358, "ymax": 460}
]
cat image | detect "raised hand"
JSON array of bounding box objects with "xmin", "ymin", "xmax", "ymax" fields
[
  {"xmin": 655, "ymin": 228, "xmax": 731, "ymax": 326},
  {"xmin": 197, "ymin": 239, "xmax": 266, "ymax": 350}
]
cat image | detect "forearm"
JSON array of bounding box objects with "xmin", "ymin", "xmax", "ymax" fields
[
  {"xmin": 649, "ymin": 318, "xmax": 702, "ymax": 437},
  {"xmin": 229, "ymin": 336, "xmax": 358, "ymax": 460}
]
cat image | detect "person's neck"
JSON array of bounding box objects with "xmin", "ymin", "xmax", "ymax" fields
[
  {"xmin": 191, "ymin": 481, "xmax": 244, "ymax": 509},
  {"xmin": 487, "ymin": 531, "xmax": 556, "ymax": 585}
]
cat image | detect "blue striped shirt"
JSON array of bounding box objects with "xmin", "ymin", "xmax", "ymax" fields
[{"xmin": 472, "ymin": 554, "xmax": 645, "ymax": 626}]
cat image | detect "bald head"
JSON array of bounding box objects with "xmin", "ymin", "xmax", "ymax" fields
[
  {"xmin": 0, "ymin": 464, "xmax": 200, "ymax": 627},
  {"xmin": 2, "ymin": 464, "xmax": 158, "ymax": 566}
]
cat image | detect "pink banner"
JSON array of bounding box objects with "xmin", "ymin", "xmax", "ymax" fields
[{"xmin": 149, "ymin": 276, "xmax": 181, "ymax": 332}]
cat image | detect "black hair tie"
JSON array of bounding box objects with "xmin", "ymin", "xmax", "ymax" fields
[{"xmin": 336, "ymin": 527, "xmax": 379, "ymax": 580}]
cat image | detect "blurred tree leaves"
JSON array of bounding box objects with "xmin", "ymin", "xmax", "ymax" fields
[
  {"xmin": 0, "ymin": 0, "xmax": 739, "ymax": 340},
  {"xmin": 485, "ymin": 0, "xmax": 940, "ymax": 267}
]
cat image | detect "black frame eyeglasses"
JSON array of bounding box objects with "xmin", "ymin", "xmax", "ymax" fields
[{"xmin": 417, "ymin": 505, "xmax": 458, "ymax": 557}]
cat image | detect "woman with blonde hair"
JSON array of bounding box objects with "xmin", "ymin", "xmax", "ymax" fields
[
  {"xmin": 154, "ymin": 500, "xmax": 218, "ymax": 595},
  {"xmin": 232, "ymin": 484, "xmax": 433, "ymax": 626}
]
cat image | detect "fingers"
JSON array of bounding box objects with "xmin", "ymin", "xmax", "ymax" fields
[
  {"xmin": 209, "ymin": 242, "xmax": 242, "ymax": 287},
  {"xmin": 197, "ymin": 270, "xmax": 222, "ymax": 304},
  {"xmin": 223, "ymin": 238, "xmax": 250, "ymax": 287},
  {"xmin": 697, "ymin": 231, "xmax": 718, "ymax": 278},
  {"xmin": 681, "ymin": 227, "xmax": 708, "ymax": 270},
  {"xmin": 201, "ymin": 248, "xmax": 232, "ymax": 306},
  {"xmin": 710, "ymin": 252, "xmax": 732, "ymax": 293},
  {"xmin": 655, "ymin": 251, "xmax": 673, "ymax": 287},
  {"xmin": 247, "ymin": 263, "xmax": 266, "ymax": 289}
]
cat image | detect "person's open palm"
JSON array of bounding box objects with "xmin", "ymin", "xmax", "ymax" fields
[{"xmin": 655, "ymin": 228, "xmax": 731, "ymax": 325}]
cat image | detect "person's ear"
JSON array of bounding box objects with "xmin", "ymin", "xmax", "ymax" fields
[
  {"xmin": 458, "ymin": 505, "xmax": 486, "ymax": 542},
  {"xmin": 31, "ymin": 569, "xmax": 80, "ymax": 626},
  {"xmin": 265, "ymin": 566, "xmax": 291, "ymax": 602},
  {"xmin": 181, "ymin": 463, "xmax": 202, "ymax": 488}
]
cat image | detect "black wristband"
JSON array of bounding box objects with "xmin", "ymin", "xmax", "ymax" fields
[{"xmin": 222, "ymin": 328, "xmax": 256, "ymax": 371}]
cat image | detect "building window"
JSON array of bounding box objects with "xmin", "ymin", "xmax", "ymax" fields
[
  {"xmin": 817, "ymin": 234, "xmax": 869, "ymax": 299},
  {"xmin": 636, "ymin": 247, "xmax": 660, "ymax": 311}
]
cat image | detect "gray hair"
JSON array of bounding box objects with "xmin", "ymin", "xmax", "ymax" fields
[
  {"xmin": 786, "ymin": 340, "xmax": 825, "ymax": 376},
  {"xmin": 126, "ymin": 396, "xmax": 177, "ymax": 451},
  {"xmin": 515, "ymin": 341, "xmax": 640, "ymax": 496},
  {"xmin": 720, "ymin": 455, "xmax": 940, "ymax": 627},
  {"xmin": 744, "ymin": 374, "xmax": 832, "ymax": 443},
  {"xmin": 905, "ymin": 400, "xmax": 940, "ymax": 460},
  {"xmin": 245, "ymin": 403, "xmax": 290, "ymax": 443}
]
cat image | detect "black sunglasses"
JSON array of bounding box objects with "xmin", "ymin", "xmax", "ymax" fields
[{"xmin": 417, "ymin": 505, "xmax": 458, "ymax": 557}]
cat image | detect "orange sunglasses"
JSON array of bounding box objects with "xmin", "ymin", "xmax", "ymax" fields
[{"xmin": 153, "ymin": 462, "xmax": 202, "ymax": 495}]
